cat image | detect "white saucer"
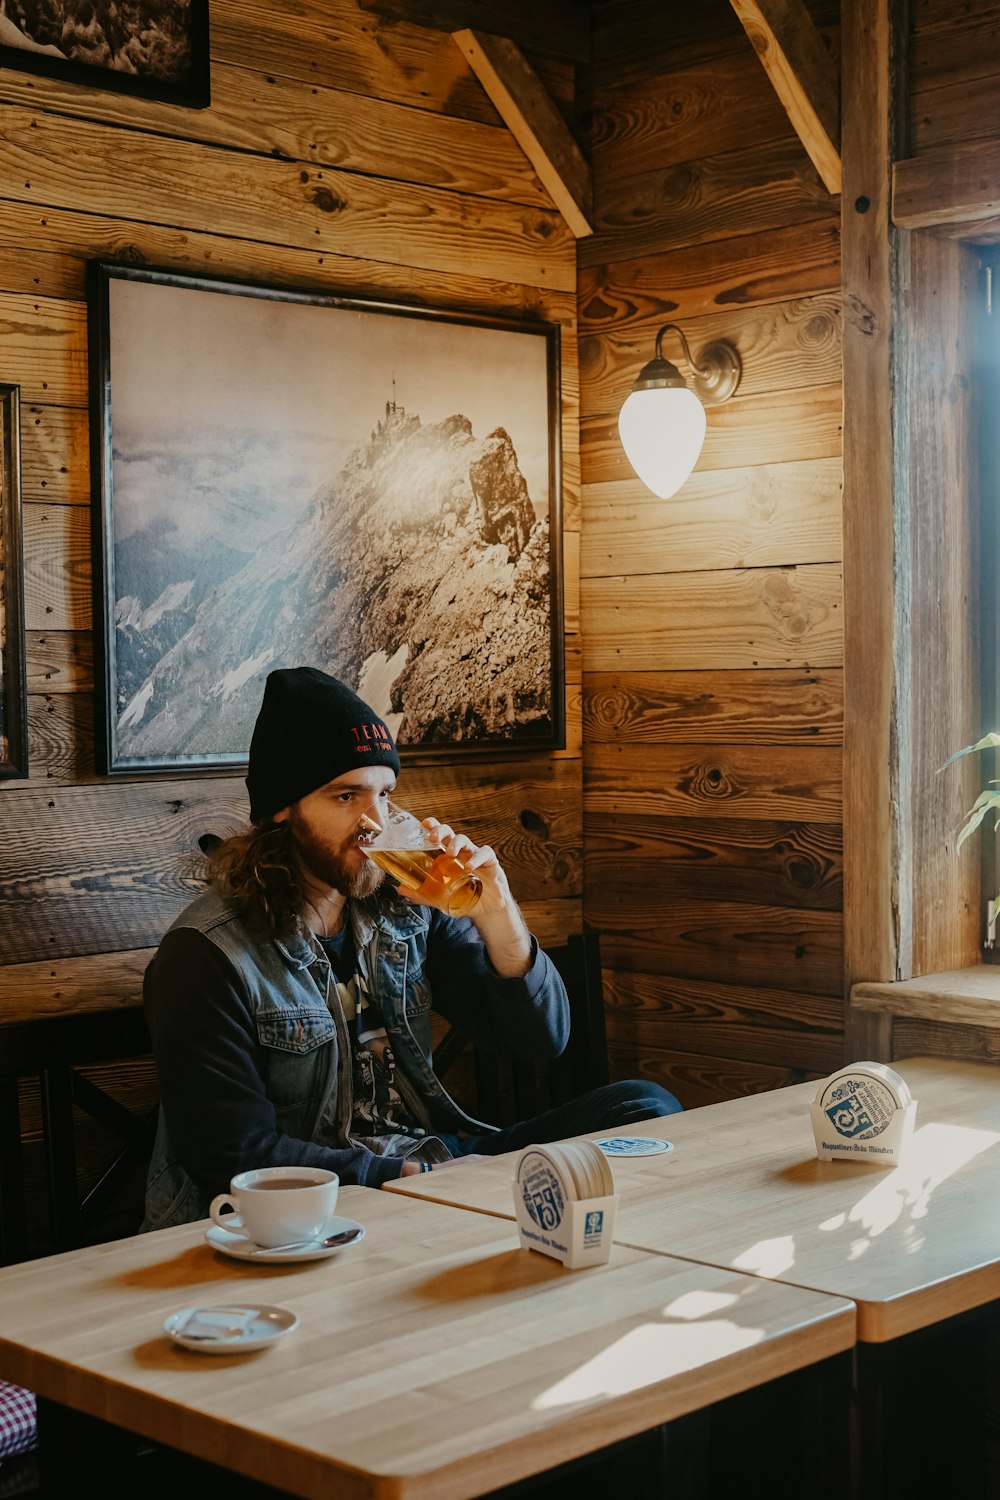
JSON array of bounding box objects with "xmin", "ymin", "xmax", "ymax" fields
[
  {"xmin": 165, "ymin": 1303, "xmax": 298, "ymax": 1353},
  {"xmin": 595, "ymin": 1136, "xmax": 674, "ymax": 1157},
  {"xmin": 205, "ymin": 1214, "xmax": 366, "ymax": 1263}
]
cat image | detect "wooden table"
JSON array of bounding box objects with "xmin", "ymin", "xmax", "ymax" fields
[
  {"xmin": 0, "ymin": 1187, "xmax": 853, "ymax": 1500},
  {"xmin": 388, "ymin": 1056, "xmax": 1000, "ymax": 1341},
  {"xmin": 389, "ymin": 1055, "xmax": 1000, "ymax": 1491}
]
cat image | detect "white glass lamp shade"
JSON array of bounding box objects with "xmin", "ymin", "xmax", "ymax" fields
[{"xmin": 617, "ymin": 385, "xmax": 707, "ymax": 500}]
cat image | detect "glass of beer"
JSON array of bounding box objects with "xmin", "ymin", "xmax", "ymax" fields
[{"xmin": 361, "ymin": 801, "xmax": 483, "ymax": 918}]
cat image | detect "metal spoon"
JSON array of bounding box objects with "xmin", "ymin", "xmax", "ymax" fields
[{"xmin": 251, "ymin": 1226, "xmax": 363, "ymax": 1256}]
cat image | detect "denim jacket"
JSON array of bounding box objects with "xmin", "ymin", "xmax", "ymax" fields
[{"xmin": 142, "ymin": 888, "xmax": 569, "ymax": 1230}]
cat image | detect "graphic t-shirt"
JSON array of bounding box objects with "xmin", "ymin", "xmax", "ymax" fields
[{"xmin": 319, "ymin": 925, "xmax": 420, "ymax": 1139}]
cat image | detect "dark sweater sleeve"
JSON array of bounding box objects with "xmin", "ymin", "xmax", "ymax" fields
[
  {"xmin": 423, "ymin": 911, "xmax": 571, "ymax": 1059},
  {"xmin": 144, "ymin": 927, "xmax": 408, "ymax": 1193}
]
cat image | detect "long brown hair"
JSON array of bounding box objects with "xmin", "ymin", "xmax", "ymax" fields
[{"xmin": 209, "ymin": 821, "xmax": 306, "ymax": 939}]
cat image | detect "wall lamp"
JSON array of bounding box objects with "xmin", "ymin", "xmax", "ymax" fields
[{"xmin": 617, "ymin": 323, "xmax": 742, "ymax": 499}]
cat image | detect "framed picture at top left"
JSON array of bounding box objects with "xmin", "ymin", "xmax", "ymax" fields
[
  {"xmin": 0, "ymin": 1, "xmax": 210, "ymax": 109},
  {"xmin": 0, "ymin": 384, "xmax": 27, "ymax": 781}
]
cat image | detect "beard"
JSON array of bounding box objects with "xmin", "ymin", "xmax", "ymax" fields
[{"xmin": 287, "ymin": 808, "xmax": 385, "ymax": 899}]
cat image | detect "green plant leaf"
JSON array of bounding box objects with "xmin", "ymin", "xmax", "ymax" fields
[
  {"xmin": 956, "ymin": 792, "xmax": 1000, "ymax": 849},
  {"xmin": 940, "ymin": 731, "xmax": 1000, "ymax": 770}
]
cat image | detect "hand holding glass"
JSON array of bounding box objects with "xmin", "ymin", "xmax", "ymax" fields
[{"xmin": 361, "ymin": 801, "xmax": 482, "ymax": 917}]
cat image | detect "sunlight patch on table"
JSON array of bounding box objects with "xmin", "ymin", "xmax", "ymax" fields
[
  {"xmin": 731, "ymin": 1236, "xmax": 797, "ymax": 1277},
  {"xmin": 842, "ymin": 1122, "xmax": 1000, "ymax": 1242},
  {"xmin": 661, "ymin": 1290, "xmax": 739, "ymax": 1320},
  {"xmin": 532, "ymin": 1319, "xmax": 765, "ymax": 1410}
]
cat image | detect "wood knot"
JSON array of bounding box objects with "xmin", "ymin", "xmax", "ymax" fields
[
  {"xmin": 845, "ymin": 293, "xmax": 877, "ymax": 337},
  {"xmin": 688, "ymin": 762, "xmax": 738, "ymax": 801},
  {"xmin": 587, "ymin": 690, "xmax": 627, "ymax": 733},
  {"xmin": 310, "ymin": 187, "xmax": 346, "ymax": 214}
]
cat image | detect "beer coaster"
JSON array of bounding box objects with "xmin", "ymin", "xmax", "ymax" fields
[
  {"xmin": 595, "ymin": 1136, "xmax": 673, "ymax": 1157},
  {"xmin": 516, "ymin": 1150, "xmax": 566, "ymax": 1227},
  {"xmin": 815, "ymin": 1067, "xmax": 906, "ymax": 1144},
  {"xmin": 843, "ymin": 1061, "xmax": 912, "ymax": 1108},
  {"xmin": 517, "ymin": 1142, "xmax": 614, "ymax": 1203},
  {"xmin": 560, "ymin": 1140, "xmax": 614, "ymax": 1199},
  {"xmin": 554, "ymin": 1142, "xmax": 589, "ymax": 1201}
]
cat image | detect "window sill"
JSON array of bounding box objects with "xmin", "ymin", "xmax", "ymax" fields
[
  {"xmin": 848, "ymin": 966, "xmax": 1000, "ymax": 1060},
  {"xmin": 851, "ymin": 966, "xmax": 1000, "ymax": 1029}
]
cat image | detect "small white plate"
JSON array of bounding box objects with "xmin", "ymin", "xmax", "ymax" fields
[
  {"xmin": 595, "ymin": 1136, "xmax": 674, "ymax": 1157},
  {"xmin": 205, "ymin": 1213, "xmax": 366, "ymax": 1263},
  {"xmin": 165, "ymin": 1303, "xmax": 298, "ymax": 1353}
]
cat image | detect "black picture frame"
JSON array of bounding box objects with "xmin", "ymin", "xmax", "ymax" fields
[
  {"xmin": 87, "ymin": 259, "xmax": 564, "ymax": 777},
  {"xmin": 0, "ymin": 383, "xmax": 28, "ymax": 781},
  {"xmin": 0, "ymin": 2, "xmax": 210, "ymax": 110}
]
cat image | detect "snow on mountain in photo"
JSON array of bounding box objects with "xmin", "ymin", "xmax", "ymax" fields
[{"xmin": 115, "ymin": 403, "xmax": 553, "ymax": 759}]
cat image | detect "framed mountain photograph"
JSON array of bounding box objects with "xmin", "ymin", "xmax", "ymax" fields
[
  {"xmin": 0, "ymin": 1, "xmax": 210, "ymax": 109},
  {"xmin": 0, "ymin": 383, "xmax": 27, "ymax": 781},
  {"xmin": 87, "ymin": 260, "xmax": 564, "ymax": 775}
]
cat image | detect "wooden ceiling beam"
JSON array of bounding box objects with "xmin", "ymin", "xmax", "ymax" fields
[
  {"xmin": 893, "ymin": 138, "xmax": 1000, "ymax": 231},
  {"xmin": 452, "ymin": 28, "xmax": 593, "ymax": 238},
  {"xmin": 728, "ymin": 0, "xmax": 841, "ymax": 195}
]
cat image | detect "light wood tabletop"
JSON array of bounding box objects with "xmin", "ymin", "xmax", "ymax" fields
[
  {"xmin": 386, "ymin": 1056, "xmax": 1000, "ymax": 1342},
  {"xmin": 0, "ymin": 1186, "xmax": 853, "ymax": 1500}
]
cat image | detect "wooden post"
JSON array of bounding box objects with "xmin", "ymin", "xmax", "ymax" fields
[
  {"xmin": 845, "ymin": 999, "xmax": 893, "ymax": 1062},
  {"xmin": 840, "ymin": 0, "xmax": 908, "ymax": 996}
]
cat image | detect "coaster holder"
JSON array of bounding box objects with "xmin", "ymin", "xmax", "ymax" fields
[
  {"xmin": 512, "ymin": 1186, "xmax": 618, "ymax": 1269},
  {"xmin": 511, "ymin": 1150, "xmax": 617, "ymax": 1269},
  {"xmin": 809, "ymin": 1062, "xmax": 917, "ymax": 1165}
]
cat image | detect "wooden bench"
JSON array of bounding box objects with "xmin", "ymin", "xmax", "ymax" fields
[
  {"xmin": 0, "ymin": 1008, "xmax": 157, "ymax": 1265},
  {"xmin": 0, "ymin": 1008, "xmax": 157, "ymax": 1495}
]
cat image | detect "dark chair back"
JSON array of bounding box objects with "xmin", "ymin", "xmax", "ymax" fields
[
  {"xmin": 434, "ymin": 931, "xmax": 609, "ymax": 1128},
  {"xmin": 0, "ymin": 1009, "xmax": 157, "ymax": 1265}
]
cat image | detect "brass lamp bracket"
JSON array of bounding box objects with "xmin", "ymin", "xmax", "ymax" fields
[{"xmin": 639, "ymin": 323, "xmax": 742, "ymax": 407}]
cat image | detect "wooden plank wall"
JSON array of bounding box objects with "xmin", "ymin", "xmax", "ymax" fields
[
  {"xmin": 911, "ymin": 0, "xmax": 1000, "ymax": 159},
  {"xmin": 0, "ymin": 1, "xmax": 585, "ymax": 1037},
  {"xmin": 580, "ymin": 0, "xmax": 846, "ymax": 1107}
]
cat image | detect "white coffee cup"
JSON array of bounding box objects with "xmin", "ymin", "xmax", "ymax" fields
[{"xmin": 209, "ymin": 1166, "xmax": 339, "ymax": 1248}]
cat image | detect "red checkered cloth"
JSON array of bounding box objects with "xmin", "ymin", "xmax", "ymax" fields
[{"xmin": 0, "ymin": 1384, "xmax": 35, "ymax": 1460}]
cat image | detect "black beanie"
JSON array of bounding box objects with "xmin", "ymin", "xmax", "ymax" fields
[{"xmin": 246, "ymin": 667, "xmax": 400, "ymax": 823}]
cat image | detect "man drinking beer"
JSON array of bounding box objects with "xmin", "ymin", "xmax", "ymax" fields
[{"xmin": 142, "ymin": 667, "xmax": 679, "ymax": 1229}]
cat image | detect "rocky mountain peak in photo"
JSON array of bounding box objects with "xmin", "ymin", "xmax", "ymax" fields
[
  {"xmin": 115, "ymin": 402, "xmax": 555, "ymax": 758},
  {"xmin": 3, "ymin": 1, "xmax": 193, "ymax": 81}
]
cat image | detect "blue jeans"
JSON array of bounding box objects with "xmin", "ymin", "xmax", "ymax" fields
[{"xmin": 437, "ymin": 1080, "xmax": 681, "ymax": 1158}]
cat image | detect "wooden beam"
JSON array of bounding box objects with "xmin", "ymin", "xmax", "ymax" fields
[
  {"xmin": 893, "ymin": 138, "xmax": 1000, "ymax": 231},
  {"xmin": 729, "ymin": 0, "xmax": 842, "ymax": 195},
  {"xmin": 452, "ymin": 29, "xmax": 593, "ymax": 238},
  {"xmin": 840, "ymin": 0, "xmax": 906, "ymax": 993}
]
